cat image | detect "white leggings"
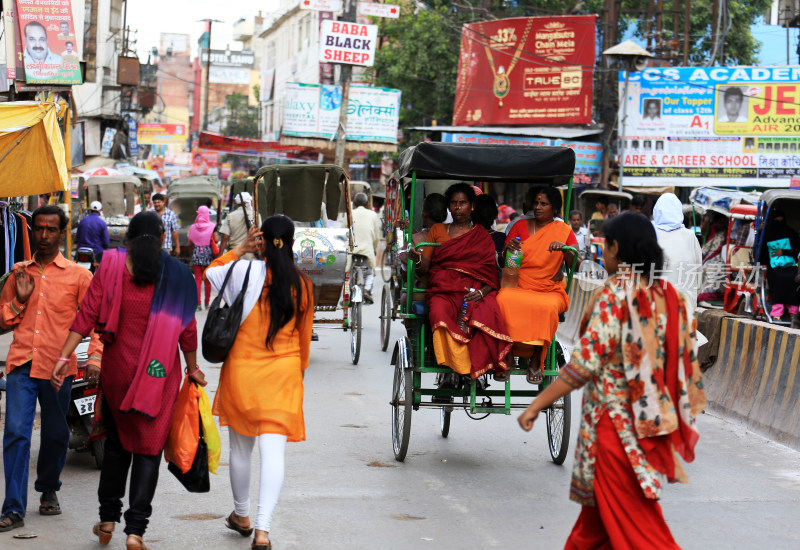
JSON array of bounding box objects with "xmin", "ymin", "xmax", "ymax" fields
[{"xmin": 228, "ymin": 429, "xmax": 287, "ymax": 532}]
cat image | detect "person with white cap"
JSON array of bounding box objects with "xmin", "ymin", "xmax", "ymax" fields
[
  {"xmin": 76, "ymin": 201, "xmax": 109, "ymax": 262},
  {"xmin": 219, "ymin": 192, "xmax": 255, "ymax": 256}
]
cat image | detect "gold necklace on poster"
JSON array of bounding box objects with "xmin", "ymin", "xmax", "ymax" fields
[{"xmin": 482, "ymin": 20, "xmax": 534, "ymax": 108}]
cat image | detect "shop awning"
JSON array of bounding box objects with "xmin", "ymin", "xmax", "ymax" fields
[{"xmin": 0, "ymin": 101, "xmax": 69, "ymax": 196}]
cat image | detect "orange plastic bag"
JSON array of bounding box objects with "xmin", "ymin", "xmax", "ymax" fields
[{"xmin": 164, "ymin": 376, "xmax": 200, "ymax": 474}]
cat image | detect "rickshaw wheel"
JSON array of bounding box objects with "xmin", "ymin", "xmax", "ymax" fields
[
  {"xmin": 380, "ymin": 285, "xmax": 392, "ymax": 351},
  {"xmin": 391, "ymin": 338, "xmax": 413, "ymax": 461},
  {"xmin": 440, "ymin": 407, "xmax": 451, "ymax": 438},
  {"xmin": 546, "ymin": 348, "xmax": 571, "ymax": 465},
  {"xmin": 350, "ymin": 302, "xmax": 362, "ymax": 365},
  {"xmin": 381, "ymin": 246, "xmax": 393, "ymax": 283}
]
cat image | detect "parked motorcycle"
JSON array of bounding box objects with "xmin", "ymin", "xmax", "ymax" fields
[
  {"xmin": 66, "ymin": 339, "xmax": 103, "ymax": 469},
  {"xmin": 74, "ymin": 247, "xmax": 99, "ymax": 274}
]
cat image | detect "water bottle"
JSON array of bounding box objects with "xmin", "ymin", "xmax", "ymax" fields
[
  {"xmin": 457, "ymin": 288, "xmax": 474, "ymax": 332},
  {"xmin": 501, "ymin": 237, "xmax": 523, "ymax": 289}
]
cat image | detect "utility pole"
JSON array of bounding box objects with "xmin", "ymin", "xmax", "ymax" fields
[
  {"xmin": 334, "ymin": 0, "xmax": 357, "ymax": 168},
  {"xmin": 199, "ymin": 19, "xmax": 222, "ymax": 131}
]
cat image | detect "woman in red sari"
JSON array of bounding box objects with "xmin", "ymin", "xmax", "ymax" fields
[
  {"xmin": 519, "ymin": 213, "xmax": 706, "ymax": 549},
  {"xmin": 497, "ymin": 186, "xmax": 578, "ymax": 383},
  {"xmin": 410, "ymin": 183, "xmax": 512, "ymax": 379}
]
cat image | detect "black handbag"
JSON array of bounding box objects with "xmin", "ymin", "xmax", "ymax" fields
[
  {"xmin": 202, "ymin": 259, "xmax": 252, "ymax": 363},
  {"xmin": 168, "ymin": 414, "xmax": 210, "ymax": 493}
]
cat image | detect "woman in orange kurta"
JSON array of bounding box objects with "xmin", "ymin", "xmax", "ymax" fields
[
  {"xmin": 497, "ymin": 186, "xmax": 577, "ymax": 383},
  {"xmin": 205, "ymin": 216, "xmax": 313, "ymax": 550}
]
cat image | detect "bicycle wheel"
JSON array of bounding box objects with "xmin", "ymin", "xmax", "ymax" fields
[
  {"xmin": 440, "ymin": 407, "xmax": 451, "ymax": 438},
  {"xmin": 381, "ymin": 246, "xmax": 392, "ymax": 283},
  {"xmin": 350, "ymin": 301, "xmax": 362, "ymax": 364},
  {"xmin": 546, "ymin": 347, "xmax": 571, "ymax": 464},
  {"xmin": 391, "ymin": 338, "xmax": 413, "ymax": 461},
  {"xmin": 380, "ymin": 285, "xmax": 392, "ymax": 351}
]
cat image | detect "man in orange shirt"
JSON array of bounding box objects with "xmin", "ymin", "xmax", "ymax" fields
[{"xmin": 0, "ymin": 206, "xmax": 102, "ymax": 532}]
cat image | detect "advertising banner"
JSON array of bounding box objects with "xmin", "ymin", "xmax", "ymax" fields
[
  {"xmin": 358, "ymin": 2, "xmax": 400, "ymax": 18},
  {"xmin": 619, "ymin": 66, "xmax": 800, "ymax": 187},
  {"xmin": 15, "ymin": 0, "xmax": 81, "ymax": 85},
  {"xmin": 191, "ymin": 150, "xmax": 219, "ymax": 176},
  {"xmin": 200, "ymin": 49, "xmax": 254, "ymax": 85},
  {"xmin": 137, "ymin": 123, "xmax": 187, "ymax": 145},
  {"xmin": 319, "ymin": 20, "xmax": 377, "ymax": 66},
  {"xmin": 453, "ymin": 15, "xmax": 596, "ymax": 126},
  {"xmin": 442, "ymin": 132, "xmax": 602, "ymax": 183},
  {"xmin": 283, "ymin": 83, "xmax": 400, "ymax": 143},
  {"xmin": 127, "ymin": 118, "xmax": 138, "ymax": 159},
  {"xmin": 2, "ymin": 2, "xmax": 16, "ymax": 80}
]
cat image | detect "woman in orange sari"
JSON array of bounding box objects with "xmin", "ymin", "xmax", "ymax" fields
[
  {"xmin": 410, "ymin": 183, "xmax": 512, "ymax": 380},
  {"xmin": 497, "ymin": 186, "xmax": 578, "ymax": 383}
]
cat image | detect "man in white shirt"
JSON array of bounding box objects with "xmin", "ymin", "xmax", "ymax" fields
[
  {"xmin": 220, "ymin": 192, "xmax": 254, "ymax": 254},
  {"xmin": 349, "ymin": 193, "xmax": 381, "ymax": 304},
  {"xmin": 568, "ymin": 210, "xmax": 589, "ymax": 259}
]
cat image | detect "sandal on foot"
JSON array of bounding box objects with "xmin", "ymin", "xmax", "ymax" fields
[
  {"xmin": 39, "ymin": 490, "xmax": 61, "ymax": 516},
  {"xmin": 225, "ymin": 512, "xmax": 254, "ymax": 537},
  {"xmin": 252, "ymin": 541, "xmax": 272, "ymax": 550},
  {"xmin": 126, "ymin": 534, "xmax": 150, "ymax": 550},
  {"xmin": 0, "ymin": 512, "xmax": 24, "ymax": 532},
  {"xmin": 93, "ymin": 522, "xmax": 114, "ymax": 545},
  {"xmin": 526, "ymin": 366, "xmax": 544, "ymax": 385},
  {"xmin": 493, "ymin": 368, "xmax": 510, "ymax": 382}
]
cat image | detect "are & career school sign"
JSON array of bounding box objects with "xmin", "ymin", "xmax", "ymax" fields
[
  {"xmin": 620, "ymin": 66, "xmax": 800, "ymax": 187},
  {"xmin": 319, "ymin": 20, "xmax": 377, "ymax": 66}
]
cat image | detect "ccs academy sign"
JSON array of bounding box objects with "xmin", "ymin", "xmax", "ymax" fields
[{"xmin": 319, "ymin": 20, "xmax": 378, "ymax": 66}]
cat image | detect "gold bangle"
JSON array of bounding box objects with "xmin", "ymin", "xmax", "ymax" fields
[{"xmin": 478, "ymin": 289, "xmax": 484, "ymax": 298}]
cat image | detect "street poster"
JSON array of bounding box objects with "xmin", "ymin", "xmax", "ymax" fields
[
  {"xmin": 319, "ymin": 20, "xmax": 377, "ymax": 66},
  {"xmin": 191, "ymin": 150, "xmax": 219, "ymax": 176},
  {"xmin": 453, "ymin": 15, "xmax": 597, "ymax": 126},
  {"xmin": 127, "ymin": 118, "xmax": 139, "ymax": 159},
  {"xmin": 101, "ymin": 128, "xmax": 116, "ymax": 157},
  {"xmin": 619, "ymin": 66, "xmax": 800, "ymax": 187},
  {"xmin": 441, "ymin": 132, "xmax": 602, "ymax": 184},
  {"xmin": 15, "ymin": 0, "xmax": 81, "ymax": 85},
  {"xmin": 283, "ymin": 82, "xmax": 400, "ymax": 143},
  {"xmin": 300, "ymin": 0, "xmax": 342, "ymax": 11},
  {"xmin": 137, "ymin": 123, "xmax": 187, "ymax": 145},
  {"xmin": 358, "ymin": 2, "xmax": 400, "ymax": 18}
]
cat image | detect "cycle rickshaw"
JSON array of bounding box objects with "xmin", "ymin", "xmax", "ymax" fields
[
  {"xmin": 390, "ymin": 143, "xmax": 578, "ymax": 463},
  {"xmin": 378, "ymin": 175, "xmax": 406, "ymax": 352},
  {"xmin": 230, "ymin": 164, "xmax": 365, "ymax": 364}
]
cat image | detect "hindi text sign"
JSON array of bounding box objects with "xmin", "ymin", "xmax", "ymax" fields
[
  {"xmin": 301, "ymin": 0, "xmax": 342, "ymax": 11},
  {"xmin": 358, "ymin": 2, "xmax": 400, "ymax": 18},
  {"xmin": 15, "ymin": 0, "xmax": 81, "ymax": 85},
  {"xmin": 319, "ymin": 20, "xmax": 377, "ymax": 67}
]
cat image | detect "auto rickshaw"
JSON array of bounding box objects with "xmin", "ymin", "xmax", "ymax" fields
[
  {"xmin": 748, "ymin": 189, "xmax": 800, "ymax": 324},
  {"xmin": 578, "ymin": 189, "xmax": 632, "ymax": 236},
  {"xmin": 166, "ymin": 175, "xmax": 222, "ymax": 261},
  {"xmin": 390, "ymin": 142, "xmax": 578, "ymax": 463},
  {"xmin": 83, "ymin": 175, "xmax": 144, "ymax": 247},
  {"xmin": 229, "ymin": 165, "xmax": 365, "ymax": 364}
]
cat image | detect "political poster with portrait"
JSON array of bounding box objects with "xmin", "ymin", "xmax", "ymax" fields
[
  {"xmin": 15, "ymin": 0, "xmax": 81, "ymax": 85},
  {"xmin": 282, "ymin": 83, "xmax": 400, "ymax": 143},
  {"xmin": 453, "ymin": 15, "xmax": 597, "ymax": 126},
  {"xmin": 619, "ymin": 66, "xmax": 800, "ymax": 187}
]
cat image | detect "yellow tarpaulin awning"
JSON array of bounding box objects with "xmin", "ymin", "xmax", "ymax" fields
[{"xmin": 0, "ymin": 101, "xmax": 69, "ymax": 196}]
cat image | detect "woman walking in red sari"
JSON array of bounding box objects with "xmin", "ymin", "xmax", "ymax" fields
[
  {"xmin": 51, "ymin": 212, "xmax": 204, "ymax": 550},
  {"xmin": 409, "ymin": 183, "xmax": 512, "ymax": 379},
  {"xmin": 518, "ymin": 213, "xmax": 706, "ymax": 549}
]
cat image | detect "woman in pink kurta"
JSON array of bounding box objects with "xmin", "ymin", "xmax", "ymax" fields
[{"xmin": 53, "ymin": 212, "xmax": 203, "ymax": 550}]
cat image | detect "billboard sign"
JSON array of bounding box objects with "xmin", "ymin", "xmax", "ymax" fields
[
  {"xmin": 15, "ymin": 0, "xmax": 82, "ymax": 85},
  {"xmin": 620, "ymin": 66, "xmax": 800, "ymax": 187},
  {"xmin": 319, "ymin": 20, "xmax": 377, "ymax": 66},
  {"xmin": 137, "ymin": 123, "xmax": 187, "ymax": 145},
  {"xmin": 127, "ymin": 118, "xmax": 138, "ymax": 159},
  {"xmin": 453, "ymin": 15, "xmax": 596, "ymax": 126},
  {"xmin": 201, "ymin": 49, "xmax": 254, "ymax": 84},
  {"xmin": 283, "ymin": 83, "xmax": 400, "ymax": 143}
]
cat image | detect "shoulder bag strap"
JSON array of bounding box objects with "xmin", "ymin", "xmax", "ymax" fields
[
  {"xmin": 238, "ymin": 193, "xmax": 252, "ymax": 229},
  {"xmin": 217, "ymin": 259, "xmax": 240, "ymax": 295}
]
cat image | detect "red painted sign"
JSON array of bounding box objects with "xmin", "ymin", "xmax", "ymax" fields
[{"xmin": 453, "ymin": 15, "xmax": 597, "ymax": 126}]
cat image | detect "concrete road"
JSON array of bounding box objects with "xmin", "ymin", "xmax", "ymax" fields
[{"xmin": 1, "ymin": 299, "xmax": 799, "ymax": 549}]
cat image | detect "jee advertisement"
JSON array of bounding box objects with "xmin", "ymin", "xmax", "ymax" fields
[
  {"xmin": 453, "ymin": 15, "xmax": 597, "ymax": 126},
  {"xmin": 620, "ymin": 66, "xmax": 800, "ymax": 187},
  {"xmin": 15, "ymin": 0, "xmax": 81, "ymax": 85}
]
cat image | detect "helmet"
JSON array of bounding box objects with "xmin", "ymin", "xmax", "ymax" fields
[{"xmin": 90, "ymin": 201, "xmax": 103, "ymax": 212}]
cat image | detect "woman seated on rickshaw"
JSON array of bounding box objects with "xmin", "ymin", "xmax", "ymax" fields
[
  {"xmin": 759, "ymin": 208, "xmax": 800, "ymax": 327},
  {"xmin": 496, "ymin": 186, "xmax": 578, "ymax": 384},
  {"xmin": 409, "ymin": 183, "xmax": 512, "ymax": 380},
  {"xmin": 697, "ymin": 212, "xmax": 728, "ymax": 303}
]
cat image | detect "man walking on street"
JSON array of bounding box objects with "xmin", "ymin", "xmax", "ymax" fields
[
  {"xmin": 75, "ymin": 201, "xmax": 109, "ymax": 263},
  {"xmin": 0, "ymin": 206, "xmax": 102, "ymax": 533},
  {"xmin": 350, "ymin": 193, "xmax": 381, "ymax": 304},
  {"xmin": 151, "ymin": 193, "xmax": 180, "ymax": 256}
]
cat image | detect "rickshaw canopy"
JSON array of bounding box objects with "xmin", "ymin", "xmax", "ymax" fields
[
  {"xmin": 85, "ymin": 175, "xmax": 142, "ymax": 217},
  {"xmin": 729, "ymin": 204, "xmax": 758, "ymax": 220},
  {"xmin": 398, "ymin": 143, "xmax": 576, "ymax": 182},
  {"xmin": 0, "ymin": 101, "xmax": 69, "ymax": 196},
  {"xmin": 255, "ymin": 164, "xmax": 345, "ymax": 223},
  {"xmin": 166, "ymin": 175, "xmax": 221, "ymax": 199},
  {"xmin": 759, "ymin": 189, "xmax": 800, "ymax": 208},
  {"xmin": 690, "ymin": 187, "xmax": 761, "ymax": 214}
]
